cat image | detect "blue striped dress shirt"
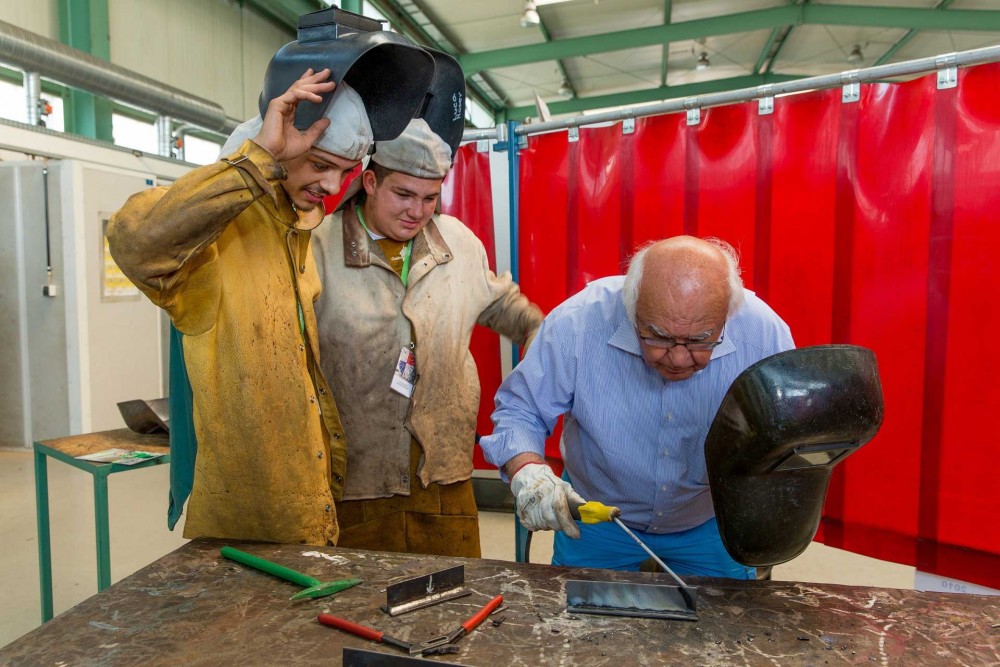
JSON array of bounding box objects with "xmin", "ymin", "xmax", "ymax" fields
[{"xmin": 480, "ymin": 276, "xmax": 794, "ymax": 535}]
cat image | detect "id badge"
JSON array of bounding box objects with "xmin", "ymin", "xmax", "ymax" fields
[{"xmin": 390, "ymin": 346, "xmax": 416, "ymax": 398}]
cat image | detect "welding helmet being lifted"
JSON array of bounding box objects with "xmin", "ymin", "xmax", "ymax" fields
[
  {"xmin": 704, "ymin": 345, "xmax": 885, "ymax": 567},
  {"xmin": 259, "ymin": 7, "xmax": 435, "ymax": 142},
  {"xmin": 415, "ymin": 48, "xmax": 467, "ymax": 158}
]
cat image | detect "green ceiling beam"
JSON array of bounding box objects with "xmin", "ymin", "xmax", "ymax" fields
[
  {"xmin": 754, "ymin": 28, "xmax": 782, "ymax": 74},
  {"xmin": 461, "ymin": 6, "xmax": 798, "ymax": 74},
  {"xmin": 537, "ymin": 17, "xmax": 576, "ymax": 98},
  {"xmin": 507, "ymin": 73, "xmax": 802, "ymax": 120},
  {"xmin": 243, "ymin": 0, "xmax": 325, "ymax": 33},
  {"xmin": 339, "ymin": 0, "xmax": 362, "ymax": 13},
  {"xmin": 875, "ymin": 0, "xmax": 955, "ymax": 66},
  {"xmin": 58, "ymin": 0, "xmax": 113, "ymax": 141},
  {"xmin": 460, "ymin": 4, "xmax": 1000, "ymax": 74},
  {"xmin": 366, "ymin": 0, "xmax": 504, "ymax": 114},
  {"xmin": 660, "ymin": 0, "xmax": 672, "ymax": 87}
]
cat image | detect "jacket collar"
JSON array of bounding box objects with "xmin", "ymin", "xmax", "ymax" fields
[
  {"xmin": 268, "ymin": 184, "xmax": 324, "ymax": 231},
  {"xmin": 341, "ymin": 196, "xmax": 453, "ymax": 270}
]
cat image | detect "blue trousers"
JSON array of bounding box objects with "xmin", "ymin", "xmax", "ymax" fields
[{"xmin": 552, "ymin": 515, "xmax": 755, "ymax": 579}]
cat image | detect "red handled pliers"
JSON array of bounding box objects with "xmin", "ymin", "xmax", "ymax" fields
[{"xmin": 318, "ymin": 594, "xmax": 504, "ymax": 656}]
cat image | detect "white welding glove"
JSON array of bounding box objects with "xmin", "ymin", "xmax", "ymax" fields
[{"xmin": 510, "ymin": 464, "xmax": 587, "ymax": 539}]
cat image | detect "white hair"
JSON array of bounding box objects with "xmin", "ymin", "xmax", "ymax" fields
[{"xmin": 622, "ymin": 237, "xmax": 745, "ymax": 327}]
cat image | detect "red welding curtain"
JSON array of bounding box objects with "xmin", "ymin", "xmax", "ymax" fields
[
  {"xmin": 441, "ymin": 144, "xmax": 503, "ymax": 470},
  {"xmin": 517, "ymin": 64, "xmax": 1000, "ymax": 589}
]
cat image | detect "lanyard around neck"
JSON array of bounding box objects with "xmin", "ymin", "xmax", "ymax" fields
[{"xmin": 356, "ymin": 205, "xmax": 413, "ymax": 286}]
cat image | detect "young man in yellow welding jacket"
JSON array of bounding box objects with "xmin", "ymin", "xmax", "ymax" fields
[
  {"xmin": 107, "ymin": 70, "xmax": 371, "ymax": 546},
  {"xmin": 311, "ymin": 117, "xmax": 543, "ymax": 557}
]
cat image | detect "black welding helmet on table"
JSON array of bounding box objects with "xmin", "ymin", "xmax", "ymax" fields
[
  {"xmin": 259, "ymin": 6, "xmax": 435, "ymax": 142},
  {"xmin": 704, "ymin": 345, "xmax": 885, "ymax": 567}
]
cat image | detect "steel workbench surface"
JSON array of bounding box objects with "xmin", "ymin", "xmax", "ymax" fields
[{"xmin": 1, "ymin": 539, "xmax": 997, "ymax": 666}]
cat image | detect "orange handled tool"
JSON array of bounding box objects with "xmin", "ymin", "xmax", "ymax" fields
[{"xmin": 318, "ymin": 594, "xmax": 504, "ymax": 656}]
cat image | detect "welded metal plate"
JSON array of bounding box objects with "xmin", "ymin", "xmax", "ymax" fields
[
  {"xmin": 565, "ymin": 579, "xmax": 698, "ymax": 622},
  {"xmin": 343, "ymin": 647, "xmax": 466, "ymax": 666},
  {"xmin": 382, "ymin": 565, "xmax": 470, "ymax": 616}
]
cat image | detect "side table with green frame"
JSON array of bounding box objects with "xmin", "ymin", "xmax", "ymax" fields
[{"xmin": 34, "ymin": 428, "xmax": 170, "ymax": 622}]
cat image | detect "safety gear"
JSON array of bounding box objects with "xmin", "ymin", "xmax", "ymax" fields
[
  {"xmin": 510, "ymin": 464, "xmax": 586, "ymax": 538},
  {"xmin": 311, "ymin": 204, "xmax": 542, "ymax": 499},
  {"xmin": 108, "ymin": 139, "xmax": 348, "ymax": 545},
  {"xmin": 415, "ymin": 49, "xmax": 466, "ymax": 158},
  {"xmin": 220, "ymin": 83, "xmax": 372, "ymax": 161},
  {"xmin": 371, "ymin": 118, "xmax": 452, "ymax": 179},
  {"xmin": 259, "ymin": 7, "xmax": 434, "ymax": 141},
  {"xmin": 704, "ymin": 345, "xmax": 884, "ymax": 566}
]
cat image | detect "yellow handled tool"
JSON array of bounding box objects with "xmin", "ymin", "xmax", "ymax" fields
[{"xmin": 569, "ymin": 500, "xmax": 697, "ymax": 616}]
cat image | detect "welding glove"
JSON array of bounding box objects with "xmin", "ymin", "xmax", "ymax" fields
[{"xmin": 510, "ymin": 463, "xmax": 586, "ymax": 539}]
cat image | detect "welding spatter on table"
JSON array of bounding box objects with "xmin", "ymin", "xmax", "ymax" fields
[
  {"xmin": 318, "ymin": 594, "xmax": 504, "ymax": 656},
  {"xmin": 220, "ymin": 546, "xmax": 362, "ymax": 600}
]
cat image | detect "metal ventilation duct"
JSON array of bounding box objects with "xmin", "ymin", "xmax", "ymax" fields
[{"xmin": 0, "ymin": 18, "xmax": 231, "ymax": 132}]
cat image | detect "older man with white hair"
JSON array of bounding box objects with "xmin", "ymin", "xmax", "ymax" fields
[
  {"xmin": 312, "ymin": 118, "xmax": 542, "ymax": 557},
  {"xmin": 108, "ymin": 69, "xmax": 373, "ymax": 545},
  {"xmin": 479, "ymin": 236, "xmax": 794, "ymax": 577}
]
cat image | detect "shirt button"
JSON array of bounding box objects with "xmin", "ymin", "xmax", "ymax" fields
[
  {"xmin": 319, "ymin": 387, "xmax": 326, "ymax": 395},
  {"xmin": 661, "ymin": 485, "xmax": 667, "ymax": 492},
  {"xmin": 351, "ymin": 241, "xmax": 357, "ymax": 247},
  {"xmin": 299, "ymin": 264, "xmax": 305, "ymax": 272},
  {"xmin": 317, "ymin": 451, "xmax": 323, "ymax": 459},
  {"xmin": 334, "ymin": 474, "xmax": 343, "ymax": 483},
  {"xmin": 324, "ymin": 504, "xmax": 331, "ymax": 512},
  {"xmin": 657, "ymin": 512, "xmax": 663, "ymax": 517},
  {"xmin": 298, "ymin": 344, "xmax": 305, "ymax": 351},
  {"xmin": 309, "ymin": 396, "xmax": 316, "ymax": 404},
  {"xmin": 667, "ymin": 413, "xmax": 674, "ymax": 421},
  {"xmin": 663, "ymin": 450, "xmax": 669, "ymax": 456},
  {"xmin": 333, "ymin": 433, "xmax": 341, "ymax": 440}
]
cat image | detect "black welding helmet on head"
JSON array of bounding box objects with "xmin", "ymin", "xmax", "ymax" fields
[
  {"xmin": 259, "ymin": 6, "xmax": 435, "ymax": 141},
  {"xmin": 416, "ymin": 48, "xmax": 467, "ymax": 158},
  {"xmin": 704, "ymin": 345, "xmax": 885, "ymax": 567}
]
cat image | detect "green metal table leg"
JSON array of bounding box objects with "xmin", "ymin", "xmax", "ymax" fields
[
  {"xmin": 94, "ymin": 469, "xmax": 112, "ymax": 591},
  {"xmin": 34, "ymin": 449, "xmax": 53, "ymax": 622}
]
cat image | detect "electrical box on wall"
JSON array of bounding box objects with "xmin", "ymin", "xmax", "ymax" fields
[{"xmin": 0, "ymin": 161, "xmax": 167, "ymax": 448}]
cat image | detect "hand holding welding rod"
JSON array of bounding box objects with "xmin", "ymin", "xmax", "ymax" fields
[
  {"xmin": 220, "ymin": 546, "xmax": 361, "ymax": 600},
  {"xmin": 568, "ymin": 503, "xmax": 694, "ymax": 606},
  {"xmin": 316, "ymin": 613, "xmax": 412, "ymax": 653}
]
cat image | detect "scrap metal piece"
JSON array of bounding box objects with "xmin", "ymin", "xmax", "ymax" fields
[
  {"xmin": 342, "ymin": 647, "xmax": 464, "ymax": 667},
  {"xmin": 117, "ymin": 398, "xmax": 170, "ymax": 434},
  {"xmin": 565, "ymin": 580, "xmax": 699, "ymax": 622},
  {"xmin": 381, "ymin": 565, "xmax": 470, "ymax": 616}
]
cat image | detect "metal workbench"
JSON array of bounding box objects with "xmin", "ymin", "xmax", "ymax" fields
[{"xmin": 1, "ymin": 539, "xmax": 997, "ymax": 665}]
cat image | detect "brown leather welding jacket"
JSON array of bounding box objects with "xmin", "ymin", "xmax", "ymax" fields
[
  {"xmin": 107, "ymin": 140, "xmax": 347, "ymax": 545},
  {"xmin": 312, "ymin": 201, "xmax": 542, "ymax": 500}
]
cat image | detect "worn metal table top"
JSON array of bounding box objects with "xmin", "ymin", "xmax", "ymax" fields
[{"xmin": 2, "ymin": 539, "xmax": 997, "ymax": 666}]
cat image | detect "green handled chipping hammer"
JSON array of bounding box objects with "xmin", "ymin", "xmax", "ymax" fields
[{"xmin": 220, "ymin": 546, "xmax": 362, "ymax": 601}]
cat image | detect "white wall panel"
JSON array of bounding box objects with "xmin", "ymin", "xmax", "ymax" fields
[
  {"xmin": 107, "ymin": 0, "xmax": 292, "ymax": 121},
  {"xmin": 0, "ymin": 0, "xmax": 59, "ymax": 40},
  {"xmin": 240, "ymin": 4, "xmax": 295, "ymax": 121}
]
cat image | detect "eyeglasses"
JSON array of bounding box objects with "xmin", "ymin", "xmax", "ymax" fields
[{"xmin": 638, "ymin": 327, "xmax": 725, "ymax": 352}]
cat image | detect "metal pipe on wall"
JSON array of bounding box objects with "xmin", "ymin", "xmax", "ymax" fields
[
  {"xmin": 156, "ymin": 115, "xmax": 173, "ymax": 158},
  {"xmin": 23, "ymin": 70, "xmax": 40, "ymax": 126},
  {"xmin": 0, "ymin": 19, "xmax": 232, "ymax": 132}
]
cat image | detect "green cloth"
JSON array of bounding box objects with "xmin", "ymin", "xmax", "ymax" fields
[{"xmin": 167, "ymin": 323, "xmax": 197, "ymax": 531}]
